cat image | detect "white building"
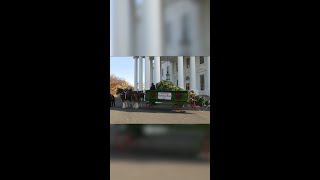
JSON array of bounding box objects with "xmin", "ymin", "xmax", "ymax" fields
[{"xmin": 133, "ymin": 56, "xmax": 210, "ymax": 96}]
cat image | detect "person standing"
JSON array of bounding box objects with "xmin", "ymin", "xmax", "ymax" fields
[
  {"xmin": 111, "ymin": 94, "xmax": 115, "ymax": 107},
  {"xmin": 150, "ymin": 83, "xmax": 156, "ymax": 90}
]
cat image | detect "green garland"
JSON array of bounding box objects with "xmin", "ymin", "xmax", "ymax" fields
[{"xmin": 156, "ymin": 80, "xmax": 209, "ymax": 106}]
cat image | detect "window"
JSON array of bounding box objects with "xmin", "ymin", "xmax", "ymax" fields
[
  {"xmin": 200, "ymin": 57, "xmax": 204, "ymax": 64},
  {"xmin": 177, "ymin": 80, "xmax": 178, "ymax": 86},
  {"xmin": 161, "ymin": 69, "xmax": 164, "ymax": 77},
  {"xmin": 167, "ymin": 66, "xmax": 169, "ymax": 74},
  {"xmin": 186, "ymin": 83, "xmax": 190, "ymax": 90},
  {"xmin": 200, "ymin": 75, "xmax": 205, "ymax": 91},
  {"xmin": 176, "ymin": 62, "xmax": 178, "ymax": 72},
  {"xmin": 187, "ymin": 58, "xmax": 190, "ymax": 68}
]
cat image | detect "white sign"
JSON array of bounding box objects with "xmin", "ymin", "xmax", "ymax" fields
[{"xmin": 158, "ymin": 92, "xmax": 172, "ymax": 100}]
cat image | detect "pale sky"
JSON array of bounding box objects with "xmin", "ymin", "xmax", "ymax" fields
[{"xmin": 110, "ymin": 57, "xmax": 145, "ymax": 86}]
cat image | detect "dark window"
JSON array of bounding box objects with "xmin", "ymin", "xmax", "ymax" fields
[
  {"xmin": 187, "ymin": 58, "xmax": 190, "ymax": 68},
  {"xmin": 161, "ymin": 69, "xmax": 164, "ymax": 77},
  {"xmin": 167, "ymin": 66, "xmax": 169, "ymax": 74},
  {"xmin": 186, "ymin": 83, "xmax": 190, "ymax": 90},
  {"xmin": 200, "ymin": 57, "xmax": 204, "ymax": 64},
  {"xmin": 176, "ymin": 62, "xmax": 178, "ymax": 71},
  {"xmin": 200, "ymin": 75, "xmax": 205, "ymax": 91}
]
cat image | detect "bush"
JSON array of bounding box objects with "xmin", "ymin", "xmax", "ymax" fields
[{"xmin": 188, "ymin": 91, "xmax": 209, "ymax": 106}]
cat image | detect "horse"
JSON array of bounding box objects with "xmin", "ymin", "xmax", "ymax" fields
[
  {"xmin": 137, "ymin": 91, "xmax": 145, "ymax": 102},
  {"xmin": 131, "ymin": 92, "xmax": 138, "ymax": 109},
  {"xmin": 132, "ymin": 91, "xmax": 145, "ymax": 109},
  {"xmin": 116, "ymin": 88, "xmax": 133, "ymax": 108}
]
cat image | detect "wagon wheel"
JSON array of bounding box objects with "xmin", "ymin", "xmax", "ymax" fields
[
  {"xmin": 172, "ymin": 103, "xmax": 185, "ymax": 113},
  {"xmin": 172, "ymin": 104, "xmax": 179, "ymax": 112},
  {"xmin": 146, "ymin": 102, "xmax": 154, "ymax": 109},
  {"xmin": 148, "ymin": 102, "xmax": 152, "ymax": 108}
]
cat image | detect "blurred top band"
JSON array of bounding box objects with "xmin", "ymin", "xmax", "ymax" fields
[{"xmin": 110, "ymin": 0, "xmax": 210, "ymax": 56}]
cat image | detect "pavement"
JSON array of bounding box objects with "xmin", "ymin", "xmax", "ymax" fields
[
  {"xmin": 110, "ymin": 159, "xmax": 210, "ymax": 180},
  {"xmin": 110, "ymin": 97, "xmax": 210, "ymax": 124}
]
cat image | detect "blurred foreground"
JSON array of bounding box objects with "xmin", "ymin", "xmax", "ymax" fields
[
  {"xmin": 110, "ymin": 159, "xmax": 210, "ymax": 180},
  {"xmin": 110, "ymin": 125, "xmax": 210, "ymax": 180}
]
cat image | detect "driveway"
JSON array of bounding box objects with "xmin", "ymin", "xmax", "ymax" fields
[{"xmin": 110, "ymin": 97, "xmax": 210, "ymax": 124}]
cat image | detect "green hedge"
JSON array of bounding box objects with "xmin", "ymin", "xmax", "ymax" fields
[{"xmin": 156, "ymin": 81, "xmax": 209, "ymax": 106}]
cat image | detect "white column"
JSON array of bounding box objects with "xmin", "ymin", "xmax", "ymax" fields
[
  {"xmin": 145, "ymin": 57, "xmax": 151, "ymax": 90},
  {"xmin": 111, "ymin": 0, "xmax": 133, "ymax": 55},
  {"xmin": 160, "ymin": 59, "xmax": 162, "ymax": 81},
  {"xmin": 139, "ymin": 56, "xmax": 143, "ymax": 91},
  {"xmin": 134, "ymin": 56, "xmax": 138, "ymax": 91},
  {"xmin": 154, "ymin": 56, "xmax": 161, "ymax": 84},
  {"xmin": 206, "ymin": 56, "xmax": 210, "ymax": 96},
  {"xmin": 178, "ymin": 56, "xmax": 184, "ymax": 89},
  {"xmin": 169, "ymin": 60, "xmax": 173, "ymax": 82},
  {"xmin": 150, "ymin": 58, "xmax": 154, "ymax": 84},
  {"xmin": 143, "ymin": 0, "xmax": 162, "ymax": 55},
  {"xmin": 190, "ymin": 56, "xmax": 196, "ymax": 91},
  {"xmin": 191, "ymin": 3, "xmax": 202, "ymax": 55}
]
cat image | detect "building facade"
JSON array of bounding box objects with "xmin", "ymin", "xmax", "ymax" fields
[{"xmin": 133, "ymin": 56, "xmax": 210, "ymax": 96}]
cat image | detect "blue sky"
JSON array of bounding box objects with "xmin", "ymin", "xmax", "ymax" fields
[{"xmin": 110, "ymin": 57, "xmax": 145, "ymax": 86}]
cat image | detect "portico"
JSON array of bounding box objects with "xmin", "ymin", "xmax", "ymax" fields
[{"xmin": 133, "ymin": 56, "xmax": 210, "ymax": 96}]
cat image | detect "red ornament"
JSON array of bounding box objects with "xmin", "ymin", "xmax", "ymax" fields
[
  {"xmin": 151, "ymin": 92, "xmax": 155, "ymax": 97},
  {"xmin": 176, "ymin": 93, "xmax": 181, "ymax": 99}
]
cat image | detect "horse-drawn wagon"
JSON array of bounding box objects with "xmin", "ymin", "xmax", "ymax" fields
[
  {"xmin": 145, "ymin": 90, "xmax": 206, "ymax": 112},
  {"xmin": 114, "ymin": 81, "xmax": 210, "ymax": 111}
]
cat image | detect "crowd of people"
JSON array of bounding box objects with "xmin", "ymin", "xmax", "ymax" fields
[{"xmin": 109, "ymin": 83, "xmax": 159, "ymax": 108}]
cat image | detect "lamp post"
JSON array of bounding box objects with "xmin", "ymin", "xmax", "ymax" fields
[
  {"xmin": 166, "ymin": 71, "xmax": 170, "ymax": 81},
  {"xmin": 165, "ymin": 57, "xmax": 170, "ymax": 81}
]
